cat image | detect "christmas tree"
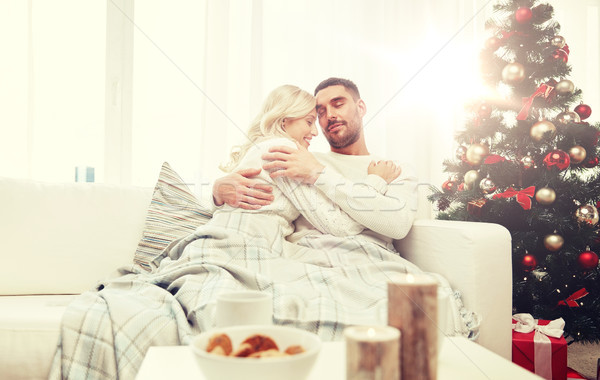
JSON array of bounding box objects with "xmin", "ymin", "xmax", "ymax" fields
[{"xmin": 429, "ymin": 0, "xmax": 600, "ymax": 343}]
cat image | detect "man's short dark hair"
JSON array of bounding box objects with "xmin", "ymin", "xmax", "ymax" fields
[{"xmin": 314, "ymin": 77, "xmax": 361, "ymax": 100}]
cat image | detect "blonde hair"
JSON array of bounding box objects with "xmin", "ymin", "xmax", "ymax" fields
[{"xmin": 220, "ymin": 85, "xmax": 316, "ymax": 172}]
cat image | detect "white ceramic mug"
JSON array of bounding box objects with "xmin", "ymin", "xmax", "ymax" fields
[{"xmin": 215, "ymin": 290, "xmax": 273, "ymax": 327}]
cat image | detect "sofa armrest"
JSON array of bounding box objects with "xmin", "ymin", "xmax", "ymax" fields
[{"xmin": 393, "ymin": 218, "xmax": 512, "ymax": 360}]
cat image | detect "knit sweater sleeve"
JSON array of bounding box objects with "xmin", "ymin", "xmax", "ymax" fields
[
  {"xmin": 313, "ymin": 164, "xmax": 418, "ymax": 240},
  {"xmin": 260, "ymin": 138, "xmax": 364, "ymax": 236}
]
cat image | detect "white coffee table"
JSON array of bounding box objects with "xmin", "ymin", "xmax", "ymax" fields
[{"xmin": 136, "ymin": 336, "xmax": 542, "ymax": 380}]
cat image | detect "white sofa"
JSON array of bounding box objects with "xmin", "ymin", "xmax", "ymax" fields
[{"xmin": 0, "ymin": 177, "xmax": 513, "ymax": 379}]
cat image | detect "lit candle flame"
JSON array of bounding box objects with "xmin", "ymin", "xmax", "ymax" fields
[{"xmin": 367, "ymin": 328, "xmax": 376, "ymax": 338}]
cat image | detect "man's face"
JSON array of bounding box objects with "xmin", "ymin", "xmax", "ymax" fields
[{"xmin": 315, "ymin": 85, "xmax": 365, "ymax": 149}]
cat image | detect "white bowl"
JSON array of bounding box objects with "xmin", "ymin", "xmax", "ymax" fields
[{"xmin": 189, "ymin": 324, "xmax": 322, "ymax": 380}]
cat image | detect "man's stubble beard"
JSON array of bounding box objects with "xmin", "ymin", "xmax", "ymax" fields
[{"xmin": 324, "ymin": 115, "xmax": 362, "ymax": 149}]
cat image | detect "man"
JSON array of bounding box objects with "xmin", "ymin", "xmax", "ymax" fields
[{"xmin": 212, "ymin": 77, "xmax": 418, "ymax": 248}]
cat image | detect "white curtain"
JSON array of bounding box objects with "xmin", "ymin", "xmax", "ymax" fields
[{"xmin": 2, "ymin": 0, "xmax": 599, "ymax": 202}]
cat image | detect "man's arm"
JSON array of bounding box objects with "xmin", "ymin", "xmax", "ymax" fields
[
  {"xmin": 212, "ymin": 168, "xmax": 274, "ymax": 210},
  {"xmin": 314, "ymin": 167, "xmax": 417, "ymax": 239},
  {"xmin": 261, "ymin": 144, "xmax": 325, "ymax": 185},
  {"xmin": 262, "ymin": 145, "xmax": 417, "ymax": 239}
]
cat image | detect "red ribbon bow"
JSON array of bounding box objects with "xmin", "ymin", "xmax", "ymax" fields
[
  {"xmin": 517, "ymin": 83, "xmax": 556, "ymax": 120},
  {"xmin": 557, "ymin": 288, "xmax": 588, "ymax": 308},
  {"xmin": 492, "ymin": 186, "xmax": 536, "ymax": 210},
  {"xmin": 500, "ymin": 30, "xmax": 528, "ymax": 39},
  {"xmin": 484, "ymin": 155, "xmax": 507, "ymax": 164}
]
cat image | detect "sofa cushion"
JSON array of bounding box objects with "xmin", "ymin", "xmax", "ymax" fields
[
  {"xmin": 0, "ymin": 177, "xmax": 152, "ymax": 295},
  {"xmin": 133, "ymin": 162, "xmax": 212, "ymax": 271}
]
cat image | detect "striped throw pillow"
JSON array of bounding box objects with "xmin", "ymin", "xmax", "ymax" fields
[{"xmin": 133, "ymin": 162, "xmax": 213, "ymax": 271}]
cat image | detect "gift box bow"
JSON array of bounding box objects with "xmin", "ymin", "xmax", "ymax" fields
[
  {"xmin": 512, "ymin": 313, "xmax": 565, "ymax": 338},
  {"xmin": 512, "ymin": 313, "xmax": 565, "ymax": 380}
]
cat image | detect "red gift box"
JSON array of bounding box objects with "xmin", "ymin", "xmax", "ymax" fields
[
  {"xmin": 566, "ymin": 367, "xmax": 586, "ymax": 379},
  {"xmin": 512, "ymin": 315, "xmax": 567, "ymax": 380}
]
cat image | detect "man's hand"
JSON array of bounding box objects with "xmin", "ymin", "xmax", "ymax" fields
[
  {"xmin": 261, "ymin": 143, "xmax": 325, "ymax": 185},
  {"xmin": 368, "ymin": 160, "xmax": 402, "ymax": 184},
  {"xmin": 212, "ymin": 168, "xmax": 274, "ymax": 210}
]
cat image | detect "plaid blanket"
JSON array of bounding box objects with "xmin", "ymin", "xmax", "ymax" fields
[{"xmin": 49, "ymin": 212, "xmax": 478, "ymax": 380}]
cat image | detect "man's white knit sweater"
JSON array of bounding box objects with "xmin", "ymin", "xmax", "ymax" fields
[{"xmin": 288, "ymin": 150, "xmax": 418, "ymax": 249}]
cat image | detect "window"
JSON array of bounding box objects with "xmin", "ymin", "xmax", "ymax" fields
[{"xmin": 1, "ymin": 0, "xmax": 106, "ymax": 182}]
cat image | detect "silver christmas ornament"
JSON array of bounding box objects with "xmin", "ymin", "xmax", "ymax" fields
[
  {"xmin": 479, "ymin": 177, "xmax": 497, "ymax": 194},
  {"xmin": 575, "ymin": 205, "xmax": 599, "ymax": 225}
]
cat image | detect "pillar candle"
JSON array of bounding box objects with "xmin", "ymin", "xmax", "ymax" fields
[
  {"xmin": 388, "ymin": 274, "xmax": 438, "ymax": 380},
  {"xmin": 345, "ymin": 325, "xmax": 400, "ymax": 380}
]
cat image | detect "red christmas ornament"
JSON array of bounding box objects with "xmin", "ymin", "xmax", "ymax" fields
[
  {"xmin": 515, "ymin": 7, "xmax": 533, "ymax": 24},
  {"xmin": 485, "ymin": 36, "xmax": 502, "ymax": 51},
  {"xmin": 478, "ymin": 103, "xmax": 493, "ymax": 119},
  {"xmin": 552, "ymin": 49, "xmax": 569, "ymax": 63},
  {"xmin": 522, "ymin": 254, "xmax": 537, "ymax": 272},
  {"xmin": 543, "ymin": 150, "xmax": 570, "ymax": 171},
  {"xmin": 442, "ymin": 180, "xmax": 457, "ymax": 193},
  {"xmin": 574, "ymin": 103, "xmax": 592, "ymax": 120},
  {"xmin": 583, "ymin": 157, "xmax": 599, "ymax": 168},
  {"xmin": 578, "ymin": 250, "xmax": 599, "ymax": 270}
]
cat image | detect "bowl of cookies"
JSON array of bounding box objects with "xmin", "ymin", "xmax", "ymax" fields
[{"xmin": 189, "ymin": 324, "xmax": 322, "ymax": 380}]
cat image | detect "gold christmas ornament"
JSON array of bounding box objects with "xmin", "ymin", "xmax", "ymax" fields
[
  {"xmin": 501, "ymin": 62, "xmax": 526, "ymax": 85},
  {"xmin": 530, "ymin": 120, "xmax": 556, "ymax": 142},
  {"xmin": 556, "ymin": 110, "xmax": 581, "ymax": 125},
  {"xmin": 569, "ymin": 145, "xmax": 587, "ymax": 164},
  {"xmin": 479, "ymin": 177, "xmax": 497, "ymax": 194},
  {"xmin": 535, "ymin": 187, "xmax": 556, "ymax": 205},
  {"xmin": 463, "ymin": 170, "xmax": 480, "ymax": 190},
  {"xmin": 555, "ymin": 79, "xmax": 575, "ymax": 96},
  {"xmin": 543, "ymin": 233, "xmax": 564, "ymax": 251},
  {"xmin": 575, "ymin": 205, "xmax": 599, "ymax": 225},
  {"xmin": 551, "ymin": 35, "xmax": 566, "ymax": 48},
  {"xmin": 465, "ymin": 143, "xmax": 490, "ymax": 165}
]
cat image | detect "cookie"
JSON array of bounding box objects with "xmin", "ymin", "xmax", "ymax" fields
[
  {"xmin": 284, "ymin": 345, "xmax": 305, "ymax": 355},
  {"xmin": 241, "ymin": 334, "xmax": 279, "ymax": 353},
  {"xmin": 206, "ymin": 333, "xmax": 233, "ymax": 356}
]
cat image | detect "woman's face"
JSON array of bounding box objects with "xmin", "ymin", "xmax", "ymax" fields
[{"xmin": 283, "ymin": 109, "xmax": 318, "ymax": 148}]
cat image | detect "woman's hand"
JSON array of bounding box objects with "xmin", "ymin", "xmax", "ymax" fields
[{"xmin": 368, "ymin": 160, "xmax": 402, "ymax": 184}]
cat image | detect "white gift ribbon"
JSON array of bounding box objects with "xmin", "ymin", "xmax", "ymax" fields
[{"xmin": 512, "ymin": 313, "xmax": 565, "ymax": 380}]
